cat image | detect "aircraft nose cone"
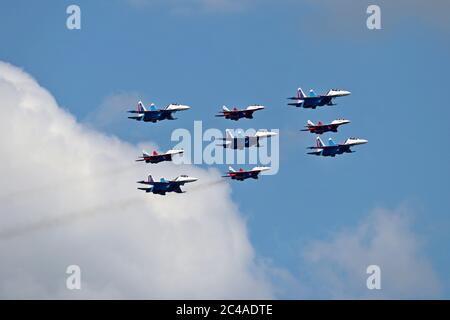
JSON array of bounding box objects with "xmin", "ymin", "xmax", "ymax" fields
[
  {"xmin": 255, "ymin": 131, "xmax": 278, "ymax": 138},
  {"xmin": 360, "ymin": 139, "xmax": 368, "ymax": 144}
]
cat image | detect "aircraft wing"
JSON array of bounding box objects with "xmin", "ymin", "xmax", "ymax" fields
[
  {"xmin": 216, "ymin": 109, "xmax": 245, "ymax": 116},
  {"xmin": 165, "ymin": 104, "xmax": 190, "ymax": 112},
  {"xmin": 137, "ymin": 180, "xmax": 167, "ymax": 186},
  {"xmin": 172, "ymin": 180, "xmax": 187, "ymax": 186},
  {"xmin": 164, "ymin": 149, "xmax": 183, "ymax": 155},
  {"xmin": 254, "ymin": 131, "xmax": 278, "ymax": 138},
  {"xmin": 223, "ymin": 171, "xmax": 246, "ymax": 178},
  {"xmin": 307, "ymin": 145, "xmax": 339, "ymax": 150},
  {"xmin": 173, "ymin": 185, "xmax": 184, "ymax": 193},
  {"xmin": 159, "ymin": 110, "xmax": 176, "ymax": 119},
  {"xmin": 250, "ymin": 166, "xmax": 270, "ymax": 173},
  {"xmin": 302, "ymin": 124, "xmax": 326, "ymax": 130}
]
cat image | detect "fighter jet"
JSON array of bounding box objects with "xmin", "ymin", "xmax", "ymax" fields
[
  {"xmin": 135, "ymin": 149, "xmax": 184, "ymax": 164},
  {"xmin": 215, "ymin": 105, "xmax": 265, "ymax": 121},
  {"xmin": 222, "ymin": 166, "xmax": 270, "ymax": 181},
  {"xmin": 287, "ymin": 88, "xmax": 351, "ymax": 109},
  {"xmin": 301, "ymin": 119, "xmax": 351, "ymax": 134},
  {"xmin": 307, "ymin": 137, "xmax": 368, "ymax": 157},
  {"xmin": 127, "ymin": 100, "xmax": 190, "ymax": 123},
  {"xmin": 217, "ymin": 129, "xmax": 278, "ymax": 150},
  {"xmin": 137, "ymin": 174, "xmax": 198, "ymax": 195}
]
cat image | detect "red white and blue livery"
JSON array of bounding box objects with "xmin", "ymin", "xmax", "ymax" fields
[
  {"xmin": 216, "ymin": 105, "xmax": 265, "ymax": 121},
  {"xmin": 137, "ymin": 175, "xmax": 198, "ymax": 195},
  {"xmin": 127, "ymin": 100, "xmax": 190, "ymax": 123},
  {"xmin": 136, "ymin": 149, "xmax": 184, "ymax": 164},
  {"xmin": 287, "ymin": 88, "xmax": 351, "ymax": 109},
  {"xmin": 307, "ymin": 137, "xmax": 368, "ymax": 157},
  {"xmin": 301, "ymin": 119, "xmax": 351, "ymax": 134},
  {"xmin": 217, "ymin": 129, "xmax": 278, "ymax": 150},
  {"xmin": 222, "ymin": 166, "xmax": 271, "ymax": 181}
]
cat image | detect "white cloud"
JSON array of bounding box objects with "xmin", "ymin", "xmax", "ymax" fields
[
  {"xmin": 84, "ymin": 92, "xmax": 142, "ymax": 132},
  {"xmin": 302, "ymin": 206, "xmax": 441, "ymax": 299},
  {"xmin": 0, "ymin": 61, "xmax": 273, "ymax": 299}
]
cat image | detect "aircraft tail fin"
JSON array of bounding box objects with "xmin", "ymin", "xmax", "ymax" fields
[
  {"xmin": 137, "ymin": 101, "xmax": 147, "ymax": 112},
  {"xmin": 222, "ymin": 105, "xmax": 230, "ymax": 112},
  {"xmin": 148, "ymin": 175, "xmax": 154, "ymax": 184},
  {"xmin": 142, "ymin": 150, "xmax": 150, "ymax": 157},
  {"xmin": 226, "ymin": 129, "xmax": 234, "ymax": 139},
  {"xmin": 297, "ymin": 87, "xmax": 306, "ymax": 99},
  {"xmin": 316, "ymin": 137, "xmax": 325, "ymax": 148},
  {"xmin": 228, "ymin": 166, "xmax": 236, "ymax": 172},
  {"xmin": 328, "ymin": 138, "xmax": 336, "ymax": 146},
  {"xmin": 307, "ymin": 120, "xmax": 315, "ymax": 126}
]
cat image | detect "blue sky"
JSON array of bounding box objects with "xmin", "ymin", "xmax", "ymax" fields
[{"xmin": 1, "ymin": 0, "xmax": 449, "ymax": 298}]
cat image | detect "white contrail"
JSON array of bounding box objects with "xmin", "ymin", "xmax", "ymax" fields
[
  {"xmin": 188, "ymin": 179, "xmax": 227, "ymax": 192},
  {"xmin": 0, "ymin": 164, "xmax": 137, "ymax": 204},
  {"xmin": 0, "ymin": 196, "xmax": 144, "ymax": 241}
]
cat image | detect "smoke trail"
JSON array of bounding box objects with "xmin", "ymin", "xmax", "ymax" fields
[
  {"xmin": 0, "ymin": 196, "xmax": 144, "ymax": 241},
  {"xmin": 188, "ymin": 179, "xmax": 227, "ymax": 192},
  {"xmin": 0, "ymin": 163, "xmax": 138, "ymax": 204}
]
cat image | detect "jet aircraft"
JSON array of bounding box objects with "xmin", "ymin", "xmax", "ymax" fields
[
  {"xmin": 127, "ymin": 100, "xmax": 190, "ymax": 123},
  {"xmin": 217, "ymin": 129, "xmax": 278, "ymax": 150},
  {"xmin": 301, "ymin": 119, "xmax": 351, "ymax": 134},
  {"xmin": 307, "ymin": 137, "xmax": 368, "ymax": 157},
  {"xmin": 137, "ymin": 175, "xmax": 198, "ymax": 195},
  {"xmin": 222, "ymin": 166, "xmax": 270, "ymax": 181},
  {"xmin": 215, "ymin": 105, "xmax": 265, "ymax": 121},
  {"xmin": 287, "ymin": 88, "xmax": 351, "ymax": 109},
  {"xmin": 136, "ymin": 149, "xmax": 184, "ymax": 164}
]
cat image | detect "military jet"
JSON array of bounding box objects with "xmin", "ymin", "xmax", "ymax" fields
[
  {"xmin": 301, "ymin": 119, "xmax": 351, "ymax": 134},
  {"xmin": 135, "ymin": 149, "xmax": 184, "ymax": 164},
  {"xmin": 215, "ymin": 105, "xmax": 265, "ymax": 121},
  {"xmin": 307, "ymin": 137, "xmax": 368, "ymax": 157},
  {"xmin": 222, "ymin": 166, "xmax": 270, "ymax": 181},
  {"xmin": 217, "ymin": 129, "xmax": 278, "ymax": 150},
  {"xmin": 287, "ymin": 87, "xmax": 351, "ymax": 109},
  {"xmin": 137, "ymin": 174, "xmax": 198, "ymax": 195},
  {"xmin": 127, "ymin": 100, "xmax": 190, "ymax": 123}
]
